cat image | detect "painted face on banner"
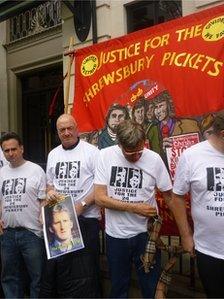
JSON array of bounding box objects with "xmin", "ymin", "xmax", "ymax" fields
[
  {"xmin": 108, "ymin": 109, "xmax": 126, "ymax": 132},
  {"xmin": 146, "ymin": 102, "xmax": 154, "ymax": 122},
  {"xmin": 133, "ymin": 106, "xmax": 145, "ymax": 125},
  {"xmin": 154, "ymin": 100, "xmax": 168, "ymax": 122}
]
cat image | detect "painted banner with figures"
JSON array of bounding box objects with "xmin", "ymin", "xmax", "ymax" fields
[{"xmin": 72, "ymin": 4, "xmax": 224, "ymax": 235}]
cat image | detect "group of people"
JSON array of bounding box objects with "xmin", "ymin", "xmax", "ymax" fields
[{"xmin": 0, "ymin": 110, "xmax": 223, "ymax": 299}]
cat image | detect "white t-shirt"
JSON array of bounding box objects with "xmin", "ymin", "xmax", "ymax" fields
[
  {"xmin": 46, "ymin": 139, "xmax": 100, "ymax": 219},
  {"xmin": 95, "ymin": 145, "xmax": 172, "ymax": 238},
  {"xmin": 0, "ymin": 161, "xmax": 46, "ymax": 237},
  {"xmin": 0, "ymin": 147, "xmax": 7, "ymax": 168},
  {"xmin": 173, "ymin": 140, "xmax": 224, "ymax": 259}
]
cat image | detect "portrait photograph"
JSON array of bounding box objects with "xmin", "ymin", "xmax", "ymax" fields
[{"xmin": 42, "ymin": 195, "xmax": 84, "ymax": 259}]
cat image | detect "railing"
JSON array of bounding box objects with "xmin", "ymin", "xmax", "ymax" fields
[{"xmin": 9, "ymin": 0, "xmax": 61, "ymax": 42}]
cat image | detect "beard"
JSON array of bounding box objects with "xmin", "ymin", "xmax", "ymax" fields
[{"xmin": 108, "ymin": 124, "xmax": 118, "ymax": 134}]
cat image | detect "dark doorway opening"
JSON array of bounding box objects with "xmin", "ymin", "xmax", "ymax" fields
[{"xmin": 21, "ymin": 66, "xmax": 64, "ymax": 169}]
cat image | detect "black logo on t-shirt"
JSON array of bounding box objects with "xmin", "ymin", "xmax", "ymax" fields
[
  {"xmin": 55, "ymin": 161, "xmax": 80, "ymax": 179},
  {"xmin": 2, "ymin": 178, "xmax": 26, "ymax": 195},
  {"xmin": 110, "ymin": 166, "xmax": 142, "ymax": 188},
  {"xmin": 207, "ymin": 167, "xmax": 224, "ymax": 191}
]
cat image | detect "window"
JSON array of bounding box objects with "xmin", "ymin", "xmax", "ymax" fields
[{"xmin": 126, "ymin": 0, "xmax": 182, "ymax": 33}]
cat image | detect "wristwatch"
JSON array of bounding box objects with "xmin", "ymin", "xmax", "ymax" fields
[{"xmin": 81, "ymin": 201, "xmax": 87, "ymax": 208}]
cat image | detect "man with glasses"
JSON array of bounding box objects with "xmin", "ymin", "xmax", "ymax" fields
[{"xmin": 94, "ymin": 119, "xmax": 172, "ymax": 298}]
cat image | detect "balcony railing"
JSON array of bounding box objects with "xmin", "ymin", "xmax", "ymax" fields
[{"xmin": 10, "ymin": 0, "xmax": 61, "ymax": 42}]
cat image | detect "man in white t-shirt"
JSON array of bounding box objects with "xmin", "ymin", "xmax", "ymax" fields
[
  {"xmin": 40, "ymin": 114, "xmax": 101, "ymax": 298},
  {"xmin": 95, "ymin": 119, "xmax": 172, "ymax": 298},
  {"xmin": 0, "ymin": 132, "xmax": 46, "ymax": 298},
  {"xmin": 171, "ymin": 111, "xmax": 224, "ymax": 298}
]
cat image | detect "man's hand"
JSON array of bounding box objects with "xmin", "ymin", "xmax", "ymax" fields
[
  {"xmin": 132, "ymin": 203, "xmax": 157, "ymax": 217},
  {"xmin": 181, "ymin": 234, "xmax": 195, "ymax": 257},
  {"xmin": 47, "ymin": 189, "xmax": 60, "ymax": 201}
]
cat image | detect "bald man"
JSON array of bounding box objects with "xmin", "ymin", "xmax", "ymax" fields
[{"xmin": 40, "ymin": 114, "xmax": 101, "ymax": 298}]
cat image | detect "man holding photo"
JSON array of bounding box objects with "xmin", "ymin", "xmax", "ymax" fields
[{"xmin": 40, "ymin": 114, "xmax": 101, "ymax": 298}]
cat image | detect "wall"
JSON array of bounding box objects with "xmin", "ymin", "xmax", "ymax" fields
[
  {"xmin": 0, "ymin": 21, "xmax": 8, "ymax": 132},
  {"xmin": 0, "ymin": 17, "xmax": 63, "ymax": 133}
]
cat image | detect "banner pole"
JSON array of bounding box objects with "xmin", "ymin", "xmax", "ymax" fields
[{"xmin": 64, "ymin": 36, "xmax": 75, "ymax": 114}]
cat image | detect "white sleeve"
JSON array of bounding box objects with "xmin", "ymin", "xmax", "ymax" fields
[
  {"xmin": 88, "ymin": 146, "xmax": 100, "ymax": 176},
  {"xmin": 94, "ymin": 151, "xmax": 107, "ymax": 185},
  {"xmin": 155, "ymin": 155, "xmax": 172, "ymax": 191},
  {"xmin": 46, "ymin": 153, "xmax": 54, "ymax": 186},
  {"xmin": 173, "ymin": 152, "xmax": 190, "ymax": 195},
  {"xmin": 37, "ymin": 167, "xmax": 47, "ymax": 199}
]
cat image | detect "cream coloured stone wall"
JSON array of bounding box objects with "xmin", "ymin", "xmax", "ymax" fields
[{"xmin": 0, "ymin": 21, "xmax": 8, "ymax": 132}]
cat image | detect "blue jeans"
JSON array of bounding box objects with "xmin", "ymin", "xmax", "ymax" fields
[
  {"xmin": 106, "ymin": 232, "xmax": 161, "ymax": 298},
  {"xmin": 1, "ymin": 228, "xmax": 44, "ymax": 298}
]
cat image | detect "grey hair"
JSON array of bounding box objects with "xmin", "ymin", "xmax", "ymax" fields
[{"xmin": 116, "ymin": 119, "xmax": 145, "ymax": 149}]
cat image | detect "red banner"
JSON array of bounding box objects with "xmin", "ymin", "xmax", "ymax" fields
[
  {"xmin": 72, "ymin": 4, "xmax": 224, "ymax": 235},
  {"xmin": 73, "ymin": 4, "xmax": 224, "ymax": 132}
]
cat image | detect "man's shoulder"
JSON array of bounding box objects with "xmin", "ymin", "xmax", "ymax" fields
[
  {"xmin": 182, "ymin": 140, "xmax": 207, "ymax": 157},
  {"xmin": 49, "ymin": 144, "xmax": 62, "ymax": 154},
  {"xmin": 47, "ymin": 144, "xmax": 63, "ymax": 159},
  {"xmin": 99, "ymin": 145, "xmax": 119, "ymax": 160},
  {"xmin": 24, "ymin": 161, "xmax": 46, "ymax": 176},
  {"xmin": 79, "ymin": 139, "xmax": 99, "ymax": 153}
]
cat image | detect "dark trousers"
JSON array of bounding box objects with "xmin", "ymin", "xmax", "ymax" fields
[
  {"xmin": 1, "ymin": 228, "xmax": 44, "ymax": 299},
  {"xmin": 196, "ymin": 250, "xmax": 224, "ymax": 298},
  {"xmin": 39, "ymin": 216, "xmax": 100, "ymax": 298},
  {"xmin": 106, "ymin": 232, "xmax": 161, "ymax": 298}
]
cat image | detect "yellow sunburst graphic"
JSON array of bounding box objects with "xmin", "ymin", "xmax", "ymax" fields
[
  {"xmin": 202, "ymin": 16, "xmax": 224, "ymax": 41},
  {"xmin": 81, "ymin": 55, "xmax": 98, "ymax": 77}
]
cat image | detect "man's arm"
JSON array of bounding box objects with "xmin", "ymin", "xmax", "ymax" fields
[
  {"xmin": 75, "ymin": 190, "xmax": 95, "ymax": 216},
  {"xmin": 169, "ymin": 192, "xmax": 194, "ymax": 256},
  {"xmin": 94, "ymin": 184, "xmax": 157, "ymax": 217},
  {"xmin": 38, "ymin": 198, "xmax": 48, "ymax": 224}
]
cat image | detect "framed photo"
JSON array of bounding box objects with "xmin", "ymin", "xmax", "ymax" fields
[{"xmin": 42, "ymin": 195, "xmax": 84, "ymax": 259}]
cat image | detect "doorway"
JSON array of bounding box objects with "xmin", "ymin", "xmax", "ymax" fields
[{"xmin": 21, "ymin": 66, "xmax": 64, "ymax": 169}]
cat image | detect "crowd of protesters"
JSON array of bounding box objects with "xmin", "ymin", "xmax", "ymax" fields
[{"xmin": 0, "ymin": 107, "xmax": 223, "ymax": 299}]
